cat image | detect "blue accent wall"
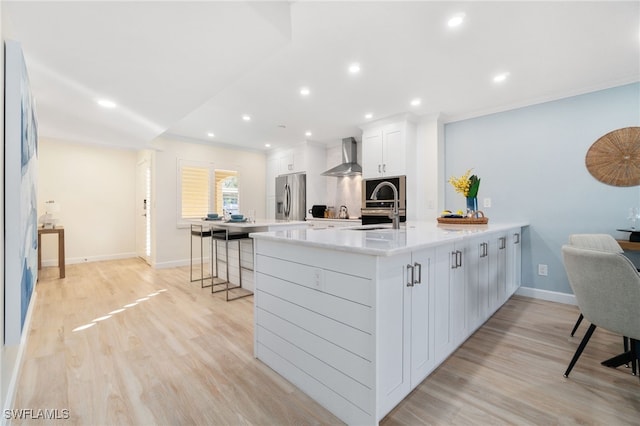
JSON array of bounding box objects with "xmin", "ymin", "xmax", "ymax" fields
[{"xmin": 445, "ymin": 83, "xmax": 640, "ymax": 294}]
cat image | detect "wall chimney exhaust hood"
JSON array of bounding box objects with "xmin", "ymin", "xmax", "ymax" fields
[{"xmin": 321, "ymin": 137, "xmax": 362, "ymax": 177}]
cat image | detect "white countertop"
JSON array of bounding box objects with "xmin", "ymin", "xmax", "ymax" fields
[
  {"xmin": 250, "ymin": 221, "xmax": 528, "ymax": 256},
  {"xmin": 305, "ymin": 217, "xmax": 361, "ymax": 222},
  {"xmin": 193, "ymin": 219, "xmax": 307, "ymax": 229}
]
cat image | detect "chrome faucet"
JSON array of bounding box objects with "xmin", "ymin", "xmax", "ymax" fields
[{"xmin": 371, "ymin": 181, "xmax": 400, "ymax": 229}]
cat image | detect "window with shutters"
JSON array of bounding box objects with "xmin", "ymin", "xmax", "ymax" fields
[
  {"xmin": 214, "ymin": 170, "xmax": 239, "ymax": 215},
  {"xmin": 178, "ymin": 160, "xmax": 239, "ymax": 222}
]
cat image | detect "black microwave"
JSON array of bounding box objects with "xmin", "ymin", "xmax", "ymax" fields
[{"xmin": 361, "ymin": 175, "xmax": 406, "ymax": 224}]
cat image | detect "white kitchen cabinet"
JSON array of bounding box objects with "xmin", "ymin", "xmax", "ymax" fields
[
  {"xmin": 371, "ymin": 247, "xmax": 435, "ymax": 416},
  {"xmin": 507, "ymin": 229, "xmax": 522, "ymax": 296},
  {"xmin": 433, "ymin": 240, "xmax": 468, "ymax": 364},
  {"xmin": 487, "ymin": 233, "xmax": 508, "ymax": 315},
  {"xmin": 253, "ymin": 224, "xmax": 526, "ymax": 425},
  {"xmin": 362, "ymin": 122, "xmax": 407, "ymax": 178},
  {"xmin": 266, "ymin": 148, "xmax": 297, "ymax": 180},
  {"xmin": 466, "ymin": 231, "xmax": 514, "ymax": 332},
  {"xmin": 266, "ymin": 196, "xmax": 275, "ymax": 220},
  {"xmin": 408, "ymin": 248, "xmax": 436, "ymax": 386},
  {"xmin": 465, "ymin": 235, "xmax": 489, "ymax": 333},
  {"xmin": 377, "ymin": 253, "xmax": 412, "ymax": 416},
  {"xmin": 278, "ymin": 149, "xmax": 295, "ymax": 174}
]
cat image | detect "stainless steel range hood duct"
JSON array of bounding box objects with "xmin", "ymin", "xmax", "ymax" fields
[{"xmin": 321, "ymin": 137, "xmax": 362, "ymax": 177}]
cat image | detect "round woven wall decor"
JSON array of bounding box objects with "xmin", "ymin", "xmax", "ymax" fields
[{"xmin": 585, "ymin": 126, "xmax": 640, "ymax": 187}]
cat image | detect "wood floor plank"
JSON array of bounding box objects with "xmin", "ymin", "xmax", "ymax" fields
[{"xmin": 11, "ymin": 259, "xmax": 639, "ymax": 425}]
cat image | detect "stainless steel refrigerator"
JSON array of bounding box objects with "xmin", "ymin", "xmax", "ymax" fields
[{"xmin": 275, "ymin": 173, "xmax": 306, "ymax": 221}]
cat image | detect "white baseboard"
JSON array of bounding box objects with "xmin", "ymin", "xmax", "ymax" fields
[
  {"xmin": 40, "ymin": 252, "xmax": 137, "ymax": 267},
  {"xmin": 154, "ymin": 259, "xmax": 191, "ymax": 269},
  {"xmin": 516, "ymin": 286, "xmax": 577, "ymax": 306}
]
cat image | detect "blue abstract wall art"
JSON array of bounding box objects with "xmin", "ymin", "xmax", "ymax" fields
[{"xmin": 5, "ymin": 40, "xmax": 38, "ymax": 345}]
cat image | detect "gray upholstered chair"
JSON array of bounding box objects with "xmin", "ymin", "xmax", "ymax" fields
[
  {"xmin": 567, "ymin": 234, "xmax": 624, "ymax": 336},
  {"xmin": 561, "ymin": 245, "xmax": 640, "ymax": 378}
]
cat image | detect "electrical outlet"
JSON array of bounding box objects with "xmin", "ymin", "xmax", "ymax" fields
[
  {"xmin": 538, "ymin": 264, "xmax": 548, "ymax": 276},
  {"xmin": 313, "ymin": 268, "xmax": 323, "ymax": 289},
  {"xmin": 483, "ymin": 198, "xmax": 492, "ymax": 208}
]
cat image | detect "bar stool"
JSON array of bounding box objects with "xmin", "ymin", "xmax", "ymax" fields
[
  {"xmin": 190, "ymin": 224, "xmax": 213, "ymax": 287},
  {"xmin": 210, "ymin": 227, "xmax": 254, "ymax": 301}
]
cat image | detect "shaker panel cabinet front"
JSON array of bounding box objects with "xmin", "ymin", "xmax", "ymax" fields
[
  {"xmin": 377, "ymin": 253, "xmax": 412, "ymax": 417},
  {"xmin": 465, "ymin": 236, "xmax": 489, "ymax": 333},
  {"xmin": 433, "ymin": 241, "xmax": 467, "ymax": 363},
  {"xmin": 409, "ymin": 248, "xmax": 436, "ymax": 387},
  {"xmin": 362, "ymin": 131, "xmax": 383, "ymax": 178},
  {"xmin": 362, "ymin": 123, "xmax": 406, "ymax": 178},
  {"xmin": 507, "ymin": 229, "xmax": 522, "ymax": 295},
  {"xmin": 377, "ymin": 248, "xmax": 435, "ymax": 419},
  {"xmin": 488, "ymin": 233, "xmax": 508, "ymax": 312}
]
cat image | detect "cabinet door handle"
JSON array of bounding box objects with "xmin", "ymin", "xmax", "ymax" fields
[
  {"xmin": 514, "ymin": 233, "xmax": 520, "ymax": 244},
  {"xmin": 451, "ymin": 251, "xmax": 457, "ymax": 269},
  {"xmin": 383, "ymin": 164, "xmax": 386, "ymax": 173},
  {"xmin": 378, "ymin": 164, "xmax": 382, "ymax": 174},
  {"xmin": 407, "ymin": 264, "xmax": 415, "ymax": 287},
  {"xmin": 499, "ymin": 237, "xmax": 506, "ymax": 249},
  {"xmin": 414, "ymin": 261, "xmax": 422, "ymax": 284},
  {"xmin": 456, "ymin": 250, "xmax": 463, "ymax": 268}
]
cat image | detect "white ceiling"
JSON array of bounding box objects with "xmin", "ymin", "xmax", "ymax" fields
[{"xmin": 3, "ymin": 1, "xmax": 639, "ymax": 151}]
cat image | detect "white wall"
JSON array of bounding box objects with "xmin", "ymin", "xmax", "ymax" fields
[
  {"xmin": 445, "ymin": 82, "xmax": 640, "ymax": 296},
  {"xmin": 37, "ymin": 139, "xmax": 137, "ymax": 264},
  {"xmin": 415, "ymin": 114, "xmax": 444, "ymax": 220},
  {"xmin": 151, "ymin": 136, "xmax": 266, "ymax": 268}
]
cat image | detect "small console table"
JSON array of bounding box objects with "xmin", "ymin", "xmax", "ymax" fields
[
  {"xmin": 617, "ymin": 240, "xmax": 640, "ymax": 251},
  {"xmin": 616, "ymin": 228, "xmax": 640, "ymax": 252},
  {"xmin": 38, "ymin": 226, "xmax": 65, "ymax": 278}
]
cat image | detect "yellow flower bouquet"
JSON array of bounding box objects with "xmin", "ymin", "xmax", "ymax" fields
[
  {"xmin": 440, "ymin": 169, "xmax": 488, "ymax": 223},
  {"xmin": 448, "ymin": 169, "xmax": 480, "ymax": 198}
]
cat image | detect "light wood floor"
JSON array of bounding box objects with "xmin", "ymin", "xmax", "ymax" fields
[{"xmin": 12, "ymin": 258, "xmax": 639, "ymax": 425}]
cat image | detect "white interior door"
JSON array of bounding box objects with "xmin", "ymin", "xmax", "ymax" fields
[{"xmin": 136, "ymin": 159, "xmax": 151, "ymax": 264}]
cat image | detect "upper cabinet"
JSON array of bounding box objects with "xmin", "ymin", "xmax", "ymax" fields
[
  {"xmin": 269, "ymin": 148, "xmax": 296, "ymax": 177},
  {"xmin": 361, "ymin": 117, "xmax": 414, "ymax": 179}
]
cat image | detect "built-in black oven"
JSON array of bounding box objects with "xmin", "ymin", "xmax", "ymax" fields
[{"xmin": 361, "ymin": 175, "xmax": 406, "ymax": 225}]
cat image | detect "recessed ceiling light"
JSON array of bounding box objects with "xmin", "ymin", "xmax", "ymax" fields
[
  {"xmin": 410, "ymin": 98, "xmax": 422, "ymax": 107},
  {"xmin": 493, "ymin": 72, "xmax": 510, "ymax": 83},
  {"xmin": 348, "ymin": 63, "xmax": 361, "ymax": 74},
  {"xmin": 242, "ymin": 114, "xmax": 251, "ymax": 121},
  {"xmin": 448, "ymin": 13, "xmax": 466, "ymax": 28},
  {"xmin": 97, "ymin": 98, "xmax": 116, "ymax": 109},
  {"xmin": 300, "ymin": 87, "xmax": 310, "ymax": 96},
  {"xmin": 305, "ymin": 131, "xmax": 312, "ymax": 137},
  {"xmin": 265, "ymin": 143, "xmax": 271, "ymax": 148},
  {"xmin": 365, "ymin": 113, "xmax": 373, "ymax": 119},
  {"xmin": 207, "ymin": 132, "xmax": 215, "ymax": 138}
]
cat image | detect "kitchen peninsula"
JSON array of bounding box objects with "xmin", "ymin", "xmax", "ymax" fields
[{"xmin": 251, "ymin": 221, "xmax": 527, "ymax": 425}]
